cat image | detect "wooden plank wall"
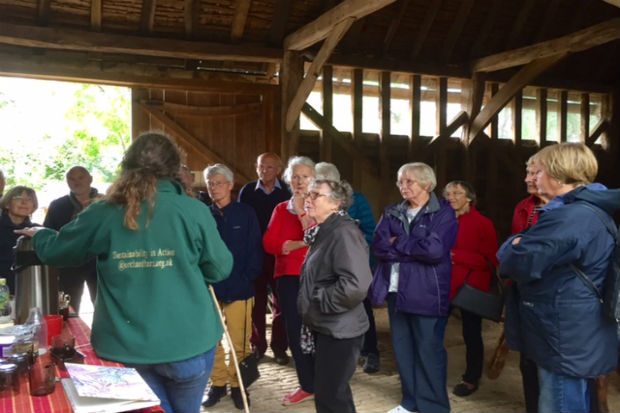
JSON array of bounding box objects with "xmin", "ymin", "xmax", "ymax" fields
[{"xmin": 132, "ymin": 85, "xmax": 279, "ymax": 189}]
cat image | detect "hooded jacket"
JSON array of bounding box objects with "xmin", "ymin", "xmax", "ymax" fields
[
  {"xmin": 369, "ymin": 193, "xmax": 457, "ymax": 317},
  {"xmin": 498, "ymin": 185, "xmax": 620, "ymax": 378}
]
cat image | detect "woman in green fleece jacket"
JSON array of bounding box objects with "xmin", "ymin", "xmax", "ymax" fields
[{"xmin": 17, "ymin": 132, "xmax": 233, "ymax": 413}]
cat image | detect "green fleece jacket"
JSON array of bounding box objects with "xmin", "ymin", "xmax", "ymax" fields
[{"xmin": 33, "ymin": 179, "xmax": 232, "ymax": 364}]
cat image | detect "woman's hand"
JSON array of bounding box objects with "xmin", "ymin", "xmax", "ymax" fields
[
  {"xmin": 292, "ymin": 193, "xmax": 305, "ymax": 215},
  {"xmin": 282, "ymin": 240, "xmax": 306, "ymax": 255},
  {"xmin": 14, "ymin": 227, "xmax": 44, "ymax": 238}
]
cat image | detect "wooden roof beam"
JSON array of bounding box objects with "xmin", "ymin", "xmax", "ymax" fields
[
  {"xmin": 382, "ymin": 0, "xmax": 410, "ymax": 55},
  {"xmin": 410, "ymin": 0, "xmax": 443, "ymax": 59},
  {"xmin": 91, "ymin": 0, "xmax": 102, "ymax": 31},
  {"xmin": 184, "ymin": 0, "xmax": 199, "ymax": 38},
  {"xmin": 603, "ymin": 0, "xmax": 620, "ymax": 8},
  {"xmin": 467, "ymin": 54, "xmax": 566, "ymax": 144},
  {"xmin": 140, "ymin": 0, "xmax": 157, "ymax": 34},
  {"xmin": 0, "ymin": 22, "xmax": 281, "ymax": 63},
  {"xmin": 505, "ymin": 0, "xmax": 536, "ymax": 49},
  {"xmin": 284, "ymin": 0, "xmax": 397, "ymax": 51},
  {"xmin": 231, "ymin": 0, "xmax": 252, "ymax": 41},
  {"xmin": 442, "ymin": 0, "xmax": 474, "ymax": 62},
  {"xmin": 472, "ymin": 17, "xmax": 620, "ymax": 73},
  {"xmin": 285, "ymin": 18, "xmax": 354, "ymax": 131},
  {"xmin": 469, "ymin": 0, "xmax": 501, "ymax": 57}
]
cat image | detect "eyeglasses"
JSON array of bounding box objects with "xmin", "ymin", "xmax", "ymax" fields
[
  {"xmin": 444, "ymin": 191, "xmax": 466, "ymax": 198},
  {"xmin": 304, "ymin": 191, "xmax": 329, "ymax": 201}
]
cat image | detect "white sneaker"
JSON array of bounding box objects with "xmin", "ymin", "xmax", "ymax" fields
[{"xmin": 387, "ymin": 406, "xmax": 417, "ymax": 413}]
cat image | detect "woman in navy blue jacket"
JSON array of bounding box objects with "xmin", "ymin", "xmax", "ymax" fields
[
  {"xmin": 370, "ymin": 162, "xmax": 457, "ymax": 413},
  {"xmin": 498, "ymin": 143, "xmax": 620, "ymax": 413}
]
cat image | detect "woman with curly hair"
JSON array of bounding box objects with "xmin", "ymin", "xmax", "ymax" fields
[{"xmin": 18, "ymin": 132, "xmax": 233, "ymax": 413}]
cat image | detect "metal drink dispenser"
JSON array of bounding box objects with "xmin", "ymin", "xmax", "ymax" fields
[{"xmin": 13, "ymin": 236, "xmax": 58, "ymax": 324}]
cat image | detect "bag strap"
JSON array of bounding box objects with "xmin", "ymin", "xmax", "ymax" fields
[{"xmin": 570, "ymin": 264, "xmax": 604, "ymax": 304}]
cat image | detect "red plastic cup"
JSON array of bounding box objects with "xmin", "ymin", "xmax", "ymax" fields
[{"xmin": 44, "ymin": 315, "xmax": 64, "ymax": 346}]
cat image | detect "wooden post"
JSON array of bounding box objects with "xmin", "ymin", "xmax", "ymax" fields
[
  {"xmin": 410, "ymin": 74, "xmax": 421, "ymax": 159},
  {"xmin": 322, "ymin": 65, "xmax": 334, "ymax": 161},
  {"xmin": 560, "ymin": 90, "xmax": 568, "ymax": 143},
  {"xmin": 537, "ymin": 88, "xmax": 548, "ymax": 146},
  {"xmin": 353, "ymin": 68, "xmax": 363, "ymax": 143},
  {"xmin": 281, "ymin": 51, "xmax": 304, "ymax": 158},
  {"xmin": 513, "ymin": 90, "xmax": 522, "ymax": 145},
  {"xmin": 490, "ymin": 83, "xmax": 499, "ymax": 139},
  {"xmin": 380, "ymin": 71, "xmax": 391, "ymax": 192},
  {"xmin": 581, "ymin": 92, "xmax": 590, "ymax": 143},
  {"xmin": 437, "ymin": 76, "xmax": 448, "ymax": 136}
]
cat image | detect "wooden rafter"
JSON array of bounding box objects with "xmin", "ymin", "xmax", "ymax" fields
[
  {"xmin": 587, "ymin": 119, "xmax": 609, "ymax": 145},
  {"xmin": 410, "ymin": 0, "xmax": 443, "ymax": 59},
  {"xmin": 603, "ymin": 0, "xmax": 620, "ymax": 8},
  {"xmin": 285, "ymin": 18, "xmax": 354, "ymax": 131},
  {"xmin": 284, "ymin": 0, "xmax": 396, "ymax": 51},
  {"xmin": 442, "ymin": 0, "xmax": 474, "ymax": 62},
  {"xmin": 505, "ymin": 0, "xmax": 536, "ymax": 49},
  {"xmin": 231, "ymin": 0, "xmax": 252, "ymax": 41},
  {"xmin": 37, "ymin": 0, "xmax": 52, "ymax": 25},
  {"xmin": 472, "ymin": 18, "xmax": 620, "ymax": 73},
  {"xmin": 138, "ymin": 102, "xmax": 252, "ymax": 182},
  {"xmin": 140, "ymin": 0, "xmax": 157, "ymax": 33},
  {"xmin": 383, "ymin": 0, "xmax": 410, "ymax": 55},
  {"xmin": 469, "ymin": 0, "xmax": 501, "ymax": 57},
  {"xmin": 0, "ymin": 23, "xmax": 281, "ymax": 63},
  {"xmin": 143, "ymin": 101, "xmax": 262, "ymax": 117},
  {"xmin": 467, "ymin": 54, "xmax": 566, "ymax": 144},
  {"xmin": 91, "ymin": 0, "xmax": 102, "ymax": 31}
]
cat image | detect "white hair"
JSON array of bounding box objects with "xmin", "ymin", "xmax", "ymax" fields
[
  {"xmin": 315, "ymin": 162, "xmax": 341, "ymax": 181},
  {"xmin": 204, "ymin": 163, "xmax": 234, "ymax": 184},
  {"xmin": 397, "ymin": 162, "xmax": 437, "ymax": 192},
  {"xmin": 282, "ymin": 156, "xmax": 315, "ymax": 184}
]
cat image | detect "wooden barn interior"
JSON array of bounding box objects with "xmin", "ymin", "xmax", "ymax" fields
[{"xmin": 1, "ymin": 0, "xmax": 619, "ymax": 238}]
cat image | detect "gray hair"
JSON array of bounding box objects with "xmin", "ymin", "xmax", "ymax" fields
[
  {"xmin": 0, "ymin": 186, "xmax": 38, "ymax": 211},
  {"xmin": 310, "ymin": 179, "xmax": 354, "ymax": 210},
  {"xmin": 282, "ymin": 156, "xmax": 315, "ymax": 184},
  {"xmin": 397, "ymin": 162, "xmax": 437, "ymax": 192},
  {"xmin": 315, "ymin": 162, "xmax": 341, "ymax": 181},
  {"xmin": 204, "ymin": 163, "xmax": 234, "ymax": 184}
]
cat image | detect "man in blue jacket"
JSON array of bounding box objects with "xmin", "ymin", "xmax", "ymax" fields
[{"xmin": 202, "ymin": 163, "xmax": 263, "ymax": 410}]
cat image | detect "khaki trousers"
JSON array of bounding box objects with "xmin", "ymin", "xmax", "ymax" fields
[{"xmin": 211, "ymin": 298, "xmax": 253, "ymax": 387}]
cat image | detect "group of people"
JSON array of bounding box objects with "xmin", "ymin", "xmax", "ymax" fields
[{"xmin": 2, "ymin": 132, "xmax": 619, "ymax": 413}]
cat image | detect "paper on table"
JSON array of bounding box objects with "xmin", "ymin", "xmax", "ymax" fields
[{"xmin": 62, "ymin": 363, "xmax": 160, "ymax": 413}]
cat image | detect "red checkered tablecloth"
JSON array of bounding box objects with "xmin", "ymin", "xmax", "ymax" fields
[{"xmin": 1, "ymin": 316, "xmax": 163, "ymax": 413}]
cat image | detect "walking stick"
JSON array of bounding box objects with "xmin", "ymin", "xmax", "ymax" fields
[{"xmin": 208, "ymin": 285, "xmax": 251, "ymax": 413}]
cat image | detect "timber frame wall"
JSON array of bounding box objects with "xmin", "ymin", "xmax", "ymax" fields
[{"xmin": 289, "ymin": 65, "xmax": 619, "ymax": 239}]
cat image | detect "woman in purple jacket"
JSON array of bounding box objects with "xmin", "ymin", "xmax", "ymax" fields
[{"xmin": 370, "ymin": 162, "xmax": 457, "ymax": 413}]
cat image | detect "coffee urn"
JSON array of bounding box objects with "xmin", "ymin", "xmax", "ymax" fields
[{"xmin": 13, "ymin": 236, "xmax": 58, "ymax": 324}]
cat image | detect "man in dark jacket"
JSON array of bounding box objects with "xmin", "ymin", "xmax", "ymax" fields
[
  {"xmin": 203, "ymin": 163, "xmax": 263, "ymax": 410},
  {"xmin": 238, "ymin": 152, "xmax": 291, "ymax": 364},
  {"xmin": 44, "ymin": 166, "xmax": 100, "ymax": 313}
]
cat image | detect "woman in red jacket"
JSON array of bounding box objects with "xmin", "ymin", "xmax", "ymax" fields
[
  {"xmin": 263, "ymin": 155, "xmax": 316, "ymax": 406},
  {"xmin": 444, "ymin": 181, "xmax": 498, "ymax": 397}
]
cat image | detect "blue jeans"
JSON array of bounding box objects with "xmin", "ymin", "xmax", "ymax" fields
[
  {"xmin": 387, "ymin": 294, "xmax": 450, "ymax": 413},
  {"xmin": 131, "ymin": 348, "xmax": 215, "ymax": 413},
  {"xmin": 538, "ymin": 366, "xmax": 589, "ymax": 413}
]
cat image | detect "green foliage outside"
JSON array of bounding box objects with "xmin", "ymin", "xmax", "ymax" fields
[{"xmin": 0, "ymin": 80, "xmax": 130, "ymax": 192}]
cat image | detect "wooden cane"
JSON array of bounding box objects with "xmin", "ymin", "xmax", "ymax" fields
[{"xmin": 209, "ymin": 285, "xmax": 251, "ymax": 413}]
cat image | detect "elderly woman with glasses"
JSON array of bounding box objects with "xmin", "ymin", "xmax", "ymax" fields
[
  {"xmin": 370, "ymin": 162, "xmax": 457, "ymax": 413},
  {"xmin": 498, "ymin": 143, "xmax": 620, "ymax": 413},
  {"xmin": 263, "ymin": 155, "xmax": 316, "ymax": 406},
  {"xmin": 443, "ymin": 180, "xmax": 498, "ymax": 397},
  {"xmin": 0, "ymin": 186, "xmax": 39, "ymax": 293},
  {"xmin": 298, "ymin": 179, "xmax": 372, "ymax": 413}
]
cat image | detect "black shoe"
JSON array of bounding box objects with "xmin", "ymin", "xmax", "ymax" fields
[
  {"xmin": 202, "ymin": 385, "xmax": 226, "ymax": 408},
  {"xmin": 274, "ymin": 351, "xmax": 290, "ymax": 365},
  {"xmin": 363, "ymin": 353, "xmax": 380, "ymax": 374},
  {"xmin": 452, "ymin": 381, "xmax": 478, "ymax": 397},
  {"xmin": 231, "ymin": 387, "xmax": 250, "ymax": 410}
]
